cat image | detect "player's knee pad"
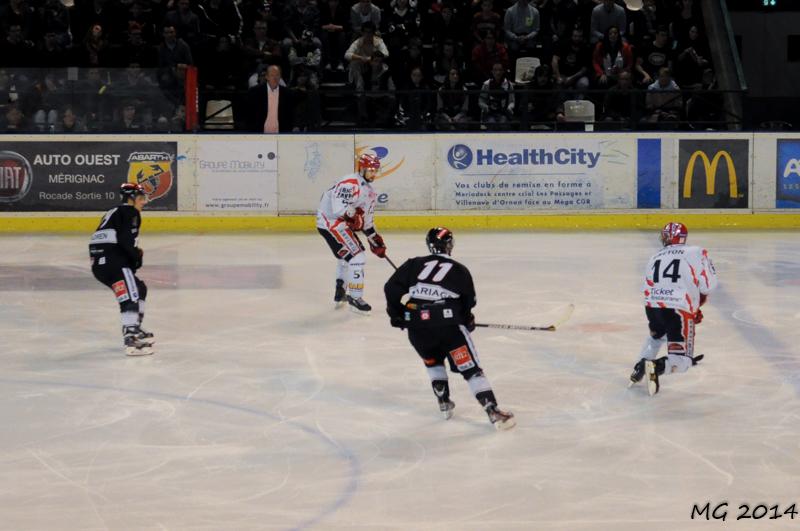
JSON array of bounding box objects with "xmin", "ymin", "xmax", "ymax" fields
[
  {"xmin": 460, "ymin": 366, "xmax": 483, "ymax": 381},
  {"xmin": 119, "ymin": 300, "xmax": 139, "ymax": 314},
  {"xmin": 137, "ymin": 279, "xmax": 147, "ymax": 300}
]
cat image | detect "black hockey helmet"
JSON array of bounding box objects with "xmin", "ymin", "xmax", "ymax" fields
[
  {"xmin": 426, "ymin": 227, "xmax": 454, "ymax": 255},
  {"xmin": 120, "ymin": 182, "xmax": 147, "ymax": 202}
]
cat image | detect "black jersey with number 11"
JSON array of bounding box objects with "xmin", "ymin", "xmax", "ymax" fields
[{"xmin": 384, "ymin": 254, "xmax": 476, "ymax": 328}]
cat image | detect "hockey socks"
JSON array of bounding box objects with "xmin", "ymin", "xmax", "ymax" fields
[{"xmin": 427, "ymin": 366, "xmax": 455, "ymax": 419}]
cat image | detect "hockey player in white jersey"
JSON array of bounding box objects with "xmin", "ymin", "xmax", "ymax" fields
[
  {"xmin": 629, "ymin": 222, "xmax": 718, "ymax": 395},
  {"xmin": 316, "ymin": 153, "xmax": 387, "ymax": 314}
]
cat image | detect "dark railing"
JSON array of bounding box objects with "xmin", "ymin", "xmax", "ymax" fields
[{"xmin": 0, "ymin": 67, "xmax": 745, "ymax": 133}]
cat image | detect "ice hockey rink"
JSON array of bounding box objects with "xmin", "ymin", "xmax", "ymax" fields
[{"xmin": 1, "ymin": 230, "xmax": 799, "ymax": 530}]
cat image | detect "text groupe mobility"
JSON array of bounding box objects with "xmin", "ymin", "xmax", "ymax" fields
[{"xmin": 471, "ymin": 148, "xmax": 601, "ymax": 169}]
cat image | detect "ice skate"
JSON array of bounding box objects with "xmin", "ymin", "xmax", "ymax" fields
[
  {"xmin": 334, "ymin": 279, "xmax": 346, "ymax": 308},
  {"xmin": 628, "ymin": 359, "xmax": 645, "ymax": 387},
  {"xmin": 124, "ymin": 327, "xmax": 154, "ymax": 356},
  {"xmin": 123, "ymin": 325, "xmax": 154, "ymax": 346},
  {"xmin": 485, "ymin": 404, "xmax": 516, "ymax": 430},
  {"xmin": 645, "ymin": 359, "xmax": 659, "ymax": 395},
  {"xmin": 347, "ymin": 295, "xmax": 371, "ymax": 314}
]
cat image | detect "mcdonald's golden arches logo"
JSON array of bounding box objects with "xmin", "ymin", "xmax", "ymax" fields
[{"xmin": 682, "ymin": 150, "xmax": 739, "ymax": 199}]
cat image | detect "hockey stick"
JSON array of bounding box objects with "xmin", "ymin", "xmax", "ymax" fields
[
  {"xmin": 474, "ymin": 304, "xmax": 575, "ymax": 332},
  {"xmin": 384, "ymin": 255, "xmax": 399, "ymax": 270}
]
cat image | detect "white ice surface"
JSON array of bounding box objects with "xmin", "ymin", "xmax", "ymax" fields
[{"xmin": 1, "ymin": 232, "xmax": 800, "ymax": 530}]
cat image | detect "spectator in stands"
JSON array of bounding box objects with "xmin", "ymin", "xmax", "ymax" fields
[
  {"xmin": 674, "ymin": 25, "xmax": 709, "ymax": 89},
  {"xmin": 345, "ymin": 21, "xmax": 389, "ymax": 90},
  {"xmin": 671, "ymin": 0, "xmax": 701, "ymax": 44},
  {"xmin": 396, "ymin": 36, "xmax": 430, "ymax": 84},
  {"xmin": 55, "ymin": 106, "xmax": 87, "ymax": 132},
  {"xmin": 291, "ymin": 68, "xmax": 321, "ymax": 131},
  {"xmin": 71, "ymin": 0, "xmax": 123, "ymax": 46},
  {"xmin": 40, "ymin": 0, "xmax": 72, "ymax": 46},
  {"xmin": 78, "ymin": 23, "xmax": 110, "ymax": 66},
  {"xmin": 432, "ymin": 39, "xmax": 464, "ymax": 85},
  {"xmin": 471, "ymin": 31, "xmax": 508, "ymax": 83},
  {"xmin": 428, "ymin": 4, "xmax": 462, "ymax": 48},
  {"xmin": 125, "ymin": 2, "xmax": 158, "ymax": 45},
  {"xmin": 119, "ymin": 23, "xmax": 158, "ymax": 67},
  {"xmin": 200, "ymin": 35, "xmax": 243, "ymax": 89},
  {"xmin": 359, "ymin": 51, "xmax": 395, "ymax": 126},
  {"xmin": 592, "ymin": 26, "xmax": 632, "ymax": 87},
  {"xmin": 288, "ymin": 30, "xmax": 322, "ymax": 88},
  {"xmin": 164, "ymin": 0, "xmax": 202, "ymax": 48},
  {"xmin": 479, "ymin": 62, "xmax": 514, "ymax": 129},
  {"xmin": 472, "ymin": 0, "xmax": 502, "ymax": 44},
  {"xmin": 436, "ymin": 67, "xmax": 469, "ymax": 129},
  {"xmin": 2, "ymin": 104, "xmax": 27, "ymax": 131},
  {"xmin": 602, "ymin": 69, "xmax": 639, "ymax": 126},
  {"xmin": 590, "ymin": 0, "xmax": 625, "ymax": 44},
  {"xmin": 686, "ymin": 67, "xmax": 720, "ymax": 128},
  {"xmin": 398, "ymin": 65, "xmax": 433, "ymax": 130},
  {"xmin": 385, "ymin": 0, "xmax": 421, "ymax": 57},
  {"xmin": 320, "ymin": 0, "xmax": 349, "ymax": 71},
  {"xmin": 112, "ymin": 100, "xmax": 144, "ymax": 131},
  {"xmin": 283, "ymin": 0, "xmax": 320, "ymax": 45},
  {"xmin": 198, "ymin": 0, "xmax": 243, "ymax": 42},
  {"xmin": 645, "ymin": 66, "xmax": 681, "ymax": 128},
  {"xmin": 242, "ymin": 19, "xmax": 283, "ymax": 73},
  {"xmin": 1, "ymin": 24, "xmax": 36, "ymax": 67},
  {"xmin": 246, "ymin": 64, "xmax": 294, "ymax": 132},
  {"xmin": 628, "ymin": 0, "xmax": 664, "ymax": 47},
  {"xmin": 504, "ymin": 0, "xmax": 540, "ymax": 58},
  {"xmin": 635, "ymin": 26, "xmax": 673, "ymax": 86},
  {"xmin": 526, "ymin": 64, "xmax": 559, "ymax": 127},
  {"xmin": 157, "ymin": 25, "xmax": 193, "ymax": 104},
  {"xmin": 1, "ymin": 0, "xmax": 37, "ymax": 41},
  {"xmin": 552, "ymin": 26, "xmax": 590, "ymax": 92},
  {"xmin": 78, "ymin": 67, "xmax": 112, "ymax": 129},
  {"xmin": 351, "ymin": 0, "xmax": 382, "ymax": 36},
  {"xmin": 547, "ymin": 0, "xmax": 578, "ymax": 45},
  {"xmin": 38, "ymin": 30, "xmax": 68, "ymax": 67}
]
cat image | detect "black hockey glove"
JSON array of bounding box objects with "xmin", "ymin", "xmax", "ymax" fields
[
  {"xmin": 134, "ymin": 247, "xmax": 143, "ymax": 270},
  {"xmin": 390, "ymin": 315, "xmax": 406, "ymax": 330},
  {"xmin": 466, "ymin": 312, "xmax": 476, "ymax": 332}
]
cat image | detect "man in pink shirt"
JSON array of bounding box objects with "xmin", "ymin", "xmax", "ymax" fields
[{"xmin": 246, "ymin": 65, "xmax": 294, "ymax": 132}]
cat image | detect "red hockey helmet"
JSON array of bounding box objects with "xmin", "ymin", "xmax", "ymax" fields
[
  {"xmin": 356, "ymin": 153, "xmax": 381, "ymax": 174},
  {"xmin": 120, "ymin": 182, "xmax": 147, "ymax": 201},
  {"xmin": 661, "ymin": 222, "xmax": 688, "ymax": 246}
]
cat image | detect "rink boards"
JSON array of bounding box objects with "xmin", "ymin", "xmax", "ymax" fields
[{"xmin": 1, "ymin": 132, "xmax": 800, "ymax": 231}]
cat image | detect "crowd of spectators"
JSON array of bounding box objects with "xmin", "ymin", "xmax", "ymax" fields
[{"xmin": 0, "ymin": 0, "xmax": 724, "ymax": 132}]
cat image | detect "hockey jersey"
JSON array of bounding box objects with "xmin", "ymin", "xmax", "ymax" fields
[
  {"xmin": 385, "ymin": 254, "xmax": 476, "ymax": 328},
  {"xmin": 316, "ymin": 173, "xmax": 377, "ymax": 231},
  {"xmin": 643, "ymin": 244, "xmax": 717, "ymax": 313},
  {"xmin": 89, "ymin": 204, "xmax": 141, "ymax": 269}
]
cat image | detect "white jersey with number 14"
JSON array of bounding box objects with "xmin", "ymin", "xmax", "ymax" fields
[{"xmin": 643, "ymin": 244, "xmax": 718, "ymax": 313}]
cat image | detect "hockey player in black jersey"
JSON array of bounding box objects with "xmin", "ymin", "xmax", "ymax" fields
[
  {"xmin": 89, "ymin": 183, "xmax": 154, "ymax": 356},
  {"xmin": 384, "ymin": 227, "xmax": 515, "ymax": 430}
]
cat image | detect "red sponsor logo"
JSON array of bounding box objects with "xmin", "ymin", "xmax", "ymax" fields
[
  {"xmin": 449, "ymin": 346, "xmax": 473, "ymax": 369},
  {"xmin": 420, "ymin": 310, "xmax": 430, "ymax": 320},
  {"xmin": 112, "ymin": 280, "xmax": 129, "ymax": 302}
]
